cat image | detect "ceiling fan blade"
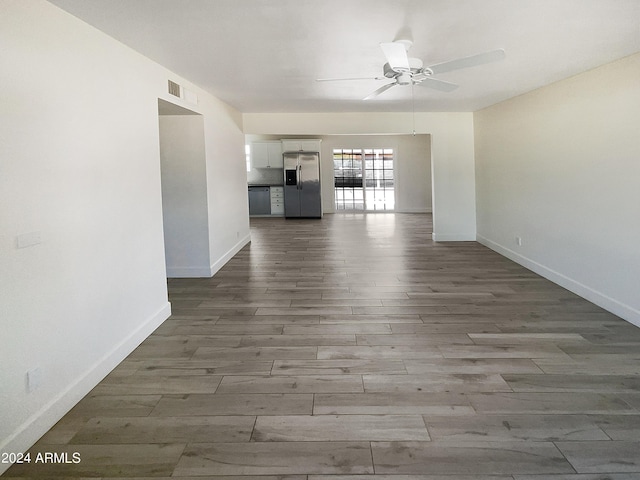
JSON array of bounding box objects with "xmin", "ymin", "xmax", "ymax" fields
[
  {"xmin": 426, "ymin": 49, "xmax": 505, "ymax": 75},
  {"xmin": 363, "ymin": 82, "xmax": 397, "ymax": 100},
  {"xmin": 418, "ymin": 77, "xmax": 459, "ymax": 92},
  {"xmin": 316, "ymin": 76, "xmax": 383, "ymax": 82},
  {"xmin": 380, "ymin": 42, "xmax": 410, "ymax": 71}
]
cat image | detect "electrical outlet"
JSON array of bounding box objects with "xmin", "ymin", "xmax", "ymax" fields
[{"xmin": 26, "ymin": 367, "xmax": 42, "ymax": 393}]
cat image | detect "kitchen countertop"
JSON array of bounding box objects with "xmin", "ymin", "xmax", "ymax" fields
[{"xmin": 248, "ymin": 184, "xmax": 284, "ymax": 187}]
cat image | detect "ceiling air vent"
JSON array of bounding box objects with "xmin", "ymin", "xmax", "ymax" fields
[{"xmin": 168, "ymin": 80, "xmax": 181, "ymax": 98}]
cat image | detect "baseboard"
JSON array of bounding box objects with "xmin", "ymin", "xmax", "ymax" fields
[
  {"xmin": 209, "ymin": 233, "xmax": 251, "ymax": 276},
  {"xmin": 0, "ymin": 302, "xmax": 171, "ymax": 475},
  {"xmin": 166, "ymin": 265, "xmax": 215, "ymax": 278},
  {"xmin": 477, "ymin": 234, "xmax": 640, "ymax": 327},
  {"xmin": 396, "ymin": 208, "xmax": 432, "ymax": 213},
  {"xmin": 432, "ymin": 232, "xmax": 477, "ymax": 242}
]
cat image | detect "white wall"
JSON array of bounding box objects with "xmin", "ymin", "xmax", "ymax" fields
[
  {"xmin": 475, "ymin": 53, "xmax": 640, "ymax": 325},
  {"xmin": 159, "ymin": 114, "xmax": 211, "ymax": 277},
  {"xmin": 203, "ymin": 102, "xmax": 251, "ymax": 275},
  {"xmin": 395, "ymin": 134, "xmax": 432, "ymax": 214},
  {"xmin": 243, "ymin": 112, "xmax": 475, "ymax": 239},
  {"xmin": 0, "ymin": 1, "xmax": 249, "ymax": 469}
]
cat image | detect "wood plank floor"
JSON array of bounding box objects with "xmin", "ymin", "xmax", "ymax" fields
[{"xmin": 6, "ymin": 213, "xmax": 640, "ymax": 479}]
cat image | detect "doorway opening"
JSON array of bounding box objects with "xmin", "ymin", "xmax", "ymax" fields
[{"xmin": 157, "ymin": 98, "xmax": 211, "ymax": 278}]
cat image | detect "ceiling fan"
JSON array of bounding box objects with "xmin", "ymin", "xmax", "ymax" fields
[{"xmin": 317, "ymin": 39, "xmax": 505, "ymax": 100}]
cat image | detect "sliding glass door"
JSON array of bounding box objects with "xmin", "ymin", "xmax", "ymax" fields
[{"xmin": 334, "ymin": 148, "xmax": 394, "ymax": 211}]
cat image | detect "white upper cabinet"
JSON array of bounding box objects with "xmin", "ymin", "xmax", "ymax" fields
[
  {"xmin": 251, "ymin": 141, "xmax": 283, "ymax": 168},
  {"xmin": 281, "ymin": 139, "xmax": 321, "ymax": 153}
]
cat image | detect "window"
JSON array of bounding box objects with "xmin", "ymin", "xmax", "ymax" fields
[
  {"xmin": 245, "ymin": 144, "xmax": 251, "ymax": 172},
  {"xmin": 334, "ymin": 148, "xmax": 394, "ymax": 211}
]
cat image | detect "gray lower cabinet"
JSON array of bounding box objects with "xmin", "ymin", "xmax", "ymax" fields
[{"xmin": 248, "ymin": 186, "xmax": 271, "ymax": 215}]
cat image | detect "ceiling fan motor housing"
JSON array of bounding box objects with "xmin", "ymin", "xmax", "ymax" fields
[{"xmin": 383, "ymin": 57, "xmax": 426, "ymax": 79}]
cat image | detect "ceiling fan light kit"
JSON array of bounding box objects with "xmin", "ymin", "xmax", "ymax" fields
[{"xmin": 318, "ymin": 38, "xmax": 506, "ymax": 100}]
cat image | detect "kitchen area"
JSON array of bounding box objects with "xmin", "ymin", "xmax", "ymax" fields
[{"xmin": 247, "ymin": 139, "xmax": 322, "ymax": 218}]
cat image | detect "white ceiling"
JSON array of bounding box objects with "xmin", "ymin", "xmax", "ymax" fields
[{"xmin": 49, "ymin": 0, "xmax": 640, "ymax": 113}]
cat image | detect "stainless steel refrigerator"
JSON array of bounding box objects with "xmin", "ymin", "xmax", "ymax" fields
[{"xmin": 283, "ymin": 152, "xmax": 322, "ymax": 218}]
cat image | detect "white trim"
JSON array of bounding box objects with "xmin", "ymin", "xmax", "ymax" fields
[
  {"xmin": 166, "ymin": 266, "xmax": 216, "ymax": 278},
  {"xmin": 0, "ymin": 302, "xmax": 171, "ymax": 475},
  {"xmin": 432, "ymin": 232, "xmax": 476, "ymax": 242},
  {"xmin": 210, "ymin": 234, "xmax": 251, "ymax": 276},
  {"xmin": 477, "ymin": 234, "xmax": 640, "ymax": 328},
  {"xmin": 397, "ymin": 208, "xmax": 432, "ymax": 213}
]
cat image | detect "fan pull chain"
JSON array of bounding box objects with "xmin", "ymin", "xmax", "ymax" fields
[{"xmin": 412, "ymin": 83, "xmax": 416, "ymax": 136}]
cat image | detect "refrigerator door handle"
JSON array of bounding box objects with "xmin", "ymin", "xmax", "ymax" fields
[{"xmin": 298, "ymin": 164, "xmax": 302, "ymax": 190}]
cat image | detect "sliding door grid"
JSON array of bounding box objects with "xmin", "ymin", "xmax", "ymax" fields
[{"xmin": 333, "ymin": 148, "xmax": 395, "ymax": 211}]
